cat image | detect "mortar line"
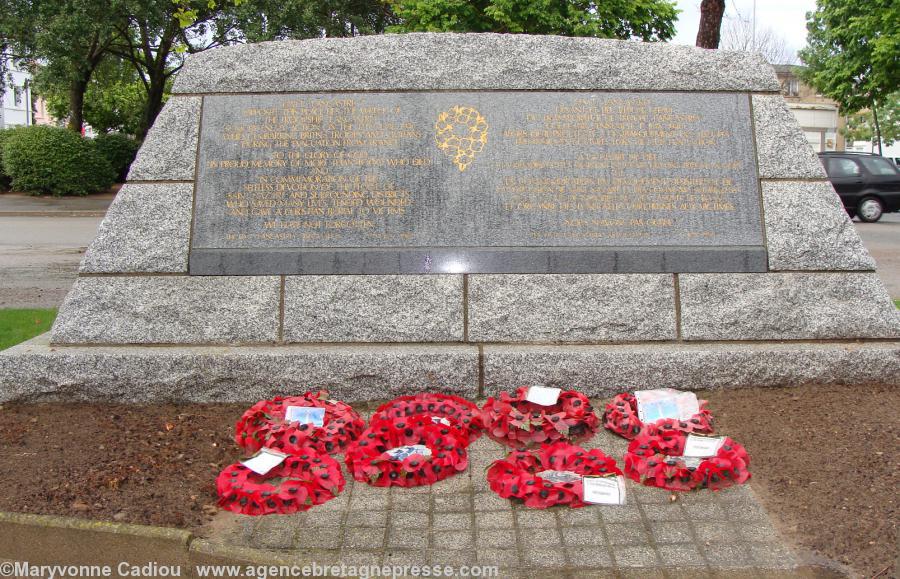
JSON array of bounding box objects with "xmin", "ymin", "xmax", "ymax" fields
[
  {"xmin": 673, "ymin": 274, "xmax": 683, "ymax": 342},
  {"xmin": 278, "ymin": 275, "xmax": 286, "ymax": 342},
  {"xmin": 477, "ymin": 345, "xmax": 485, "ymax": 399},
  {"xmin": 175, "ymin": 88, "xmax": 783, "ymax": 97},
  {"xmin": 462, "ymin": 274, "xmax": 469, "ymax": 343},
  {"xmin": 747, "ymin": 93, "xmax": 771, "ymax": 265},
  {"xmin": 186, "ymin": 95, "xmax": 204, "ymax": 274}
]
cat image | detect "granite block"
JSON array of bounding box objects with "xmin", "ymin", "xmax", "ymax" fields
[
  {"xmin": 468, "ymin": 274, "xmax": 676, "ymax": 342},
  {"xmin": 51, "ymin": 276, "xmax": 280, "ymax": 344},
  {"xmin": 763, "ymin": 181, "xmax": 875, "ymax": 271},
  {"xmin": 127, "ymin": 96, "xmax": 201, "ymax": 181},
  {"xmin": 283, "ymin": 275, "xmax": 463, "ymax": 342},
  {"xmin": 752, "ymin": 95, "xmax": 827, "ymax": 179},
  {"xmin": 679, "ymin": 273, "xmax": 900, "ymax": 340},
  {"xmin": 0, "ymin": 335, "xmax": 478, "ymax": 403},
  {"xmin": 482, "ymin": 342, "xmax": 900, "ymax": 395},
  {"xmin": 80, "ymin": 183, "xmax": 193, "ymax": 273},
  {"xmin": 173, "ymin": 33, "xmax": 779, "ymax": 94}
]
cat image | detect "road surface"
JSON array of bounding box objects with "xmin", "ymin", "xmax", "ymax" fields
[{"xmin": 0, "ymin": 212, "xmax": 898, "ymax": 310}]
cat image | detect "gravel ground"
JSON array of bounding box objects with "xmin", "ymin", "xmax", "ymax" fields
[{"xmin": 0, "ymin": 384, "xmax": 895, "ymax": 576}]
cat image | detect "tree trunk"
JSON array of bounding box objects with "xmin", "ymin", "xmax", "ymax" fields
[
  {"xmin": 66, "ymin": 76, "xmax": 88, "ymax": 133},
  {"xmin": 138, "ymin": 69, "xmax": 166, "ymax": 140},
  {"xmin": 872, "ymin": 101, "xmax": 883, "ymax": 156},
  {"xmin": 696, "ymin": 0, "xmax": 726, "ymax": 49}
]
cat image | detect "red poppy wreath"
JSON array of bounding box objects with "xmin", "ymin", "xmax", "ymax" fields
[
  {"xmin": 370, "ymin": 393, "xmax": 484, "ymax": 444},
  {"xmin": 344, "ymin": 415, "xmax": 469, "ymax": 488},
  {"xmin": 624, "ymin": 425, "xmax": 750, "ymax": 492},
  {"xmin": 216, "ymin": 452, "xmax": 345, "ymax": 516},
  {"xmin": 481, "ymin": 387, "xmax": 600, "ymax": 448},
  {"xmin": 486, "ymin": 442, "xmax": 622, "ymax": 509},
  {"xmin": 603, "ymin": 392, "xmax": 714, "ymax": 440},
  {"xmin": 235, "ymin": 391, "xmax": 365, "ymax": 456}
]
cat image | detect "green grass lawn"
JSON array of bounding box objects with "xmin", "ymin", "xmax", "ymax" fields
[
  {"xmin": 895, "ymin": 299, "xmax": 900, "ymax": 309},
  {"xmin": 0, "ymin": 308, "xmax": 57, "ymax": 350}
]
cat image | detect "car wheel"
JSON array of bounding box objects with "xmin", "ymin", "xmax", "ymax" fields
[{"xmin": 857, "ymin": 197, "xmax": 884, "ymax": 222}]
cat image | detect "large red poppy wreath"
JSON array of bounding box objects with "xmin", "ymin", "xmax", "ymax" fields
[
  {"xmin": 624, "ymin": 425, "xmax": 751, "ymax": 492},
  {"xmin": 482, "ymin": 387, "xmax": 600, "ymax": 448},
  {"xmin": 344, "ymin": 415, "xmax": 469, "ymax": 487},
  {"xmin": 487, "ymin": 442, "xmax": 622, "ymax": 509},
  {"xmin": 216, "ymin": 452, "xmax": 345, "ymax": 516},
  {"xmin": 235, "ymin": 391, "xmax": 365, "ymax": 456},
  {"xmin": 603, "ymin": 392, "xmax": 715, "ymax": 440},
  {"xmin": 370, "ymin": 393, "xmax": 484, "ymax": 444}
]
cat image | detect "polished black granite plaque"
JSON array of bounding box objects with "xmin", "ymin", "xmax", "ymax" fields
[{"xmin": 189, "ymin": 92, "xmax": 766, "ymax": 274}]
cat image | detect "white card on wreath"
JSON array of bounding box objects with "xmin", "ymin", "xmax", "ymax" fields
[
  {"xmin": 682, "ymin": 434, "xmax": 725, "ymax": 458},
  {"xmin": 525, "ymin": 386, "xmax": 561, "ymax": 406},
  {"xmin": 241, "ymin": 448, "xmax": 288, "ymax": 475},
  {"xmin": 285, "ymin": 406, "xmax": 325, "ymax": 427},
  {"xmin": 385, "ymin": 444, "xmax": 432, "ymax": 460},
  {"xmin": 634, "ymin": 389, "xmax": 700, "ymax": 422},
  {"xmin": 583, "ymin": 475, "xmax": 627, "ymax": 505}
]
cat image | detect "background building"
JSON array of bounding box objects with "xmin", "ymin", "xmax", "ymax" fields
[
  {"xmin": 0, "ymin": 60, "xmax": 34, "ymax": 129},
  {"xmin": 773, "ymin": 65, "xmax": 844, "ymax": 152}
]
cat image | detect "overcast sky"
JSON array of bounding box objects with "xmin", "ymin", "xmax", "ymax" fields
[{"xmin": 670, "ymin": 0, "xmax": 818, "ymax": 59}]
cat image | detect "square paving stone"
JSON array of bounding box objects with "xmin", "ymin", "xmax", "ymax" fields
[
  {"xmin": 303, "ymin": 511, "xmax": 345, "ymax": 528},
  {"xmin": 736, "ymin": 521, "xmax": 779, "ymax": 542},
  {"xmin": 657, "ymin": 544, "xmax": 706, "ymax": 566},
  {"xmin": 392, "ymin": 492, "xmax": 431, "ymax": 512},
  {"xmin": 432, "ymin": 513, "xmax": 472, "ymax": 531},
  {"xmin": 474, "ymin": 492, "xmax": 513, "ymax": 512},
  {"xmin": 684, "ymin": 503, "xmax": 728, "ymax": 521},
  {"xmin": 387, "ymin": 527, "xmax": 429, "ymax": 549},
  {"xmin": 476, "ymin": 548, "xmax": 521, "ymax": 567},
  {"xmin": 715, "ymin": 485, "xmax": 754, "ymax": 502},
  {"xmin": 383, "ymin": 549, "xmax": 428, "ymax": 566},
  {"xmin": 605, "ymin": 523, "xmax": 651, "ymax": 546},
  {"xmin": 339, "ymin": 550, "xmax": 383, "ymax": 567},
  {"xmin": 562, "ymin": 527, "xmax": 607, "ymax": 547},
  {"xmin": 641, "ymin": 503, "xmax": 687, "ymax": 522},
  {"xmin": 476, "ymin": 529, "xmax": 518, "ymax": 548},
  {"xmin": 597, "ymin": 505, "xmax": 643, "ymax": 523},
  {"xmin": 350, "ymin": 493, "xmax": 389, "ymax": 511},
  {"xmin": 346, "ymin": 510, "xmax": 388, "ymax": 528},
  {"xmin": 295, "ymin": 526, "xmax": 342, "ymax": 549},
  {"xmin": 251, "ymin": 516, "xmax": 297, "ymax": 549},
  {"xmin": 566, "ymin": 546, "xmax": 613, "ymax": 567},
  {"xmin": 391, "ymin": 511, "xmax": 430, "ymax": 529},
  {"xmin": 721, "ymin": 501, "xmax": 770, "ymax": 521},
  {"xmin": 628, "ymin": 484, "xmax": 673, "ymax": 504},
  {"xmin": 475, "ymin": 511, "xmax": 515, "ymax": 529},
  {"xmin": 522, "ymin": 547, "xmax": 568, "ymax": 568},
  {"xmin": 344, "ymin": 527, "xmax": 386, "ymax": 550},
  {"xmin": 431, "ymin": 474, "xmax": 473, "ymax": 494},
  {"xmin": 520, "ymin": 527, "xmax": 563, "ymax": 547},
  {"xmin": 433, "ymin": 493, "xmax": 472, "ymax": 512},
  {"xmin": 692, "ymin": 522, "xmax": 738, "ymax": 544},
  {"xmin": 701, "ymin": 543, "xmax": 753, "ymax": 568},
  {"xmin": 557, "ymin": 507, "xmax": 600, "ymax": 527},
  {"xmin": 612, "ymin": 545, "xmax": 660, "ymax": 567},
  {"xmin": 515, "ymin": 510, "xmax": 559, "ymax": 528},
  {"xmin": 650, "ymin": 521, "xmax": 694, "ymax": 544},
  {"xmin": 429, "ymin": 549, "xmax": 477, "ymax": 566},
  {"xmin": 432, "ymin": 530, "xmax": 475, "ymax": 550}
]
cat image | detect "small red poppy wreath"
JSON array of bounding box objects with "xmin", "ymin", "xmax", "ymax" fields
[
  {"xmin": 481, "ymin": 387, "xmax": 600, "ymax": 448},
  {"xmin": 370, "ymin": 393, "xmax": 484, "ymax": 444},
  {"xmin": 603, "ymin": 392, "xmax": 714, "ymax": 440},
  {"xmin": 344, "ymin": 415, "xmax": 469, "ymax": 488},
  {"xmin": 235, "ymin": 391, "xmax": 365, "ymax": 456},
  {"xmin": 624, "ymin": 426, "xmax": 750, "ymax": 492},
  {"xmin": 216, "ymin": 452, "xmax": 345, "ymax": 516},
  {"xmin": 486, "ymin": 442, "xmax": 622, "ymax": 509}
]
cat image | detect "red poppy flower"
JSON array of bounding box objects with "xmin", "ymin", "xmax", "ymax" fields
[
  {"xmin": 481, "ymin": 387, "xmax": 600, "ymax": 448},
  {"xmin": 216, "ymin": 451, "xmax": 345, "ymax": 516},
  {"xmin": 344, "ymin": 415, "xmax": 469, "ymax": 488},
  {"xmin": 623, "ymin": 425, "xmax": 750, "ymax": 492},
  {"xmin": 235, "ymin": 391, "xmax": 365, "ymax": 456},
  {"xmin": 370, "ymin": 393, "xmax": 484, "ymax": 444},
  {"xmin": 486, "ymin": 442, "xmax": 621, "ymax": 509},
  {"xmin": 603, "ymin": 392, "xmax": 715, "ymax": 440}
]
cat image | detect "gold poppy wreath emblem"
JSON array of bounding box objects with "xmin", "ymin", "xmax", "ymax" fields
[{"xmin": 434, "ymin": 105, "xmax": 488, "ymax": 171}]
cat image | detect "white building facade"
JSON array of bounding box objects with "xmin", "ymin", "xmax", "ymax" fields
[{"xmin": 0, "ymin": 61, "xmax": 34, "ymax": 129}]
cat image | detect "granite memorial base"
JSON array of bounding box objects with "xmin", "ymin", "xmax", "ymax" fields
[{"xmin": 1, "ymin": 33, "xmax": 898, "ymax": 402}]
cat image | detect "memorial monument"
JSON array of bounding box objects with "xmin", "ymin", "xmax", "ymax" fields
[{"xmin": 1, "ymin": 33, "xmax": 898, "ymax": 402}]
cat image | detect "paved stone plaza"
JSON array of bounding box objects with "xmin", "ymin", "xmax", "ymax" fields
[{"xmin": 206, "ymin": 422, "xmax": 797, "ymax": 577}]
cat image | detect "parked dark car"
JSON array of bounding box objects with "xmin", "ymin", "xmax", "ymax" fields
[{"xmin": 818, "ymin": 152, "xmax": 900, "ymax": 222}]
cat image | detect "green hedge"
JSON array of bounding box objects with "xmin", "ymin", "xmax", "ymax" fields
[
  {"xmin": 1, "ymin": 125, "xmax": 115, "ymax": 196},
  {"xmin": 0, "ymin": 128, "xmax": 21, "ymax": 190},
  {"xmin": 92, "ymin": 132, "xmax": 140, "ymax": 182}
]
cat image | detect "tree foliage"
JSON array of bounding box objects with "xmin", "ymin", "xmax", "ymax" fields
[
  {"xmin": 842, "ymin": 92, "xmax": 900, "ymax": 148},
  {"xmin": 388, "ymin": 0, "xmax": 679, "ymax": 41},
  {"xmin": 799, "ymin": 0, "xmax": 899, "ymax": 114}
]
